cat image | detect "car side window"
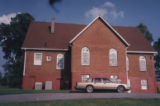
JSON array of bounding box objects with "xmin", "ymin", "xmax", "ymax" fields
[
  {"xmin": 94, "ymin": 78, "xmax": 102, "ymax": 83},
  {"xmin": 103, "ymin": 78, "xmax": 112, "ymax": 83}
]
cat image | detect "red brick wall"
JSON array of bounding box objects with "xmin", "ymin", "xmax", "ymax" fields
[
  {"xmin": 127, "ymin": 54, "xmax": 157, "ymax": 93},
  {"xmin": 71, "ymin": 19, "xmax": 127, "ymax": 90},
  {"xmin": 23, "ymin": 50, "xmax": 71, "ymax": 90}
]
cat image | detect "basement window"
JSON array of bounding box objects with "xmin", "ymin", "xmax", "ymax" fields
[
  {"xmin": 141, "ymin": 80, "xmax": 148, "ymax": 90},
  {"xmin": 81, "ymin": 75, "xmax": 90, "ymax": 82}
]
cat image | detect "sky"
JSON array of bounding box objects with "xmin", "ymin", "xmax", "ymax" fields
[{"xmin": 0, "ymin": 0, "xmax": 160, "ymax": 74}]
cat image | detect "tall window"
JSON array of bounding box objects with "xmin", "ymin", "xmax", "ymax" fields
[
  {"xmin": 56, "ymin": 54, "xmax": 64, "ymax": 69},
  {"xmin": 34, "ymin": 53, "xmax": 42, "ymax": 65},
  {"xmin": 126, "ymin": 56, "xmax": 129, "ymax": 71},
  {"xmin": 141, "ymin": 80, "xmax": 148, "ymax": 90},
  {"xmin": 109, "ymin": 49, "xmax": 117, "ymax": 66},
  {"xmin": 81, "ymin": 47, "xmax": 90, "ymax": 65},
  {"xmin": 139, "ymin": 56, "xmax": 147, "ymax": 71},
  {"xmin": 81, "ymin": 75, "xmax": 90, "ymax": 82}
]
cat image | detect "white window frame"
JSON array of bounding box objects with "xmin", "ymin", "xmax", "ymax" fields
[
  {"xmin": 109, "ymin": 48, "xmax": 117, "ymax": 66},
  {"xmin": 126, "ymin": 56, "xmax": 129, "ymax": 71},
  {"xmin": 81, "ymin": 47, "xmax": 90, "ymax": 65},
  {"xmin": 139, "ymin": 56, "xmax": 147, "ymax": 71},
  {"xmin": 81, "ymin": 75, "xmax": 90, "ymax": 82},
  {"xmin": 34, "ymin": 53, "xmax": 42, "ymax": 65},
  {"xmin": 56, "ymin": 54, "xmax": 64, "ymax": 69},
  {"xmin": 141, "ymin": 80, "xmax": 148, "ymax": 90},
  {"xmin": 46, "ymin": 56, "xmax": 51, "ymax": 62}
]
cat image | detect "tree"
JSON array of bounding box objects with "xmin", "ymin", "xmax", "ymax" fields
[
  {"xmin": 0, "ymin": 72, "xmax": 2, "ymax": 85},
  {"xmin": 137, "ymin": 23, "xmax": 154, "ymax": 43},
  {"xmin": 0, "ymin": 13, "xmax": 34, "ymax": 88},
  {"xmin": 153, "ymin": 38, "xmax": 160, "ymax": 71}
]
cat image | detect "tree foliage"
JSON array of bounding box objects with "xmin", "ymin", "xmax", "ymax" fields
[
  {"xmin": 137, "ymin": 23, "xmax": 154, "ymax": 43},
  {"xmin": 0, "ymin": 13, "xmax": 34, "ymax": 87},
  {"xmin": 153, "ymin": 38, "xmax": 160, "ymax": 71}
]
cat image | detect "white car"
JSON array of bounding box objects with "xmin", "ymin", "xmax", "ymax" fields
[{"xmin": 76, "ymin": 78, "xmax": 130, "ymax": 93}]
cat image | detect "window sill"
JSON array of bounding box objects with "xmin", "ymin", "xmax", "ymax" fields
[{"xmin": 140, "ymin": 70, "xmax": 147, "ymax": 72}]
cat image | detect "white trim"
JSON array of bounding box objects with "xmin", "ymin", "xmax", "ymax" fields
[
  {"xmin": 22, "ymin": 47, "xmax": 68, "ymax": 51},
  {"xmin": 23, "ymin": 50, "xmax": 26, "ymax": 76},
  {"xmin": 127, "ymin": 51, "xmax": 157, "ymax": 54},
  {"xmin": 69, "ymin": 16, "xmax": 129, "ymax": 46}
]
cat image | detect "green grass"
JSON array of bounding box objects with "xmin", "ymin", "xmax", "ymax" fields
[
  {"xmin": 0, "ymin": 99, "xmax": 160, "ymax": 106},
  {"xmin": 0, "ymin": 86, "xmax": 70, "ymax": 95}
]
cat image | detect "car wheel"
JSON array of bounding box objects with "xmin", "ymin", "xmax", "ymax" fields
[
  {"xmin": 86, "ymin": 85, "xmax": 94, "ymax": 93},
  {"xmin": 117, "ymin": 86, "xmax": 125, "ymax": 93}
]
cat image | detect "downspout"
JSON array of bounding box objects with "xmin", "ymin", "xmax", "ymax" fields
[
  {"xmin": 23, "ymin": 50, "xmax": 26, "ymax": 76},
  {"xmin": 125, "ymin": 47, "xmax": 131, "ymax": 93},
  {"xmin": 69, "ymin": 43, "xmax": 73, "ymax": 89},
  {"xmin": 125, "ymin": 47, "xmax": 129, "ymax": 85}
]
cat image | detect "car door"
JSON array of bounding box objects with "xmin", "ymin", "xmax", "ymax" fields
[
  {"xmin": 103, "ymin": 78, "xmax": 115, "ymax": 89},
  {"xmin": 93, "ymin": 78, "xmax": 104, "ymax": 89}
]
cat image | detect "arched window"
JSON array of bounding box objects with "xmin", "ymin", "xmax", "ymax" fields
[
  {"xmin": 139, "ymin": 56, "xmax": 146, "ymax": 71},
  {"xmin": 81, "ymin": 47, "xmax": 90, "ymax": 65},
  {"xmin": 56, "ymin": 54, "xmax": 64, "ymax": 69},
  {"xmin": 109, "ymin": 49, "xmax": 117, "ymax": 66},
  {"xmin": 126, "ymin": 56, "xmax": 129, "ymax": 71}
]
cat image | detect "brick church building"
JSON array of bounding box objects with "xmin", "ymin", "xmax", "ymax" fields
[{"xmin": 22, "ymin": 16, "xmax": 157, "ymax": 93}]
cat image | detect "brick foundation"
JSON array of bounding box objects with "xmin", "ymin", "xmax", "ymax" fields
[{"xmin": 23, "ymin": 75, "xmax": 64, "ymax": 90}]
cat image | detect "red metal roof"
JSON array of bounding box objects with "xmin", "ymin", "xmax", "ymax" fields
[{"xmin": 22, "ymin": 21, "xmax": 155, "ymax": 52}]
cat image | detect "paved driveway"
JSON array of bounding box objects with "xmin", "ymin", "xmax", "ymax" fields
[{"xmin": 0, "ymin": 93, "xmax": 160, "ymax": 103}]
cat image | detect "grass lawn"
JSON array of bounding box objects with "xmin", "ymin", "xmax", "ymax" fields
[
  {"xmin": 0, "ymin": 86, "xmax": 70, "ymax": 95},
  {"xmin": 0, "ymin": 99, "xmax": 160, "ymax": 106}
]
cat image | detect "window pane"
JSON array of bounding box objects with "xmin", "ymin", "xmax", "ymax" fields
[
  {"xmin": 34, "ymin": 53, "xmax": 42, "ymax": 65},
  {"xmin": 81, "ymin": 47, "xmax": 90, "ymax": 65},
  {"xmin": 56, "ymin": 54, "xmax": 64, "ymax": 69},
  {"xmin": 141, "ymin": 80, "xmax": 148, "ymax": 90},
  {"xmin": 140, "ymin": 56, "xmax": 146, "ymax": 71},
  {"xmin": 109, "ymin": 49, "xmax": 117, "ymax": 66}
]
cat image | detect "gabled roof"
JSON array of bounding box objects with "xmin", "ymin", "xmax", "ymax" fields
[
  {"xmin": 22, "ymin": 22, "xmax": 85, "ymax": 51},
  {"xmin": 22, "ymin": 17, "xmax": 156, "ymax": 53},
  {"xmin": 70, "ymin": 16, "xmax": 129, "ymax": 47},
  {"xmin": 113, "ymin": 26, "xmax": 156, "ymax": 53}
]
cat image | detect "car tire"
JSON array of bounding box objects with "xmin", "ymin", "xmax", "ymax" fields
[
  {"xmin": 117, "ymin": 86, "xmax": 125, "ymax": 93},
  {"xmin": 86, "ymin": 85, "xmax": 94, "ymax": 93}
]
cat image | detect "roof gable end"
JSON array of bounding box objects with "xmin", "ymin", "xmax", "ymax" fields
[{"xmin": 69, "ymin": 16, "xmax": 129, "ymax": 47}]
